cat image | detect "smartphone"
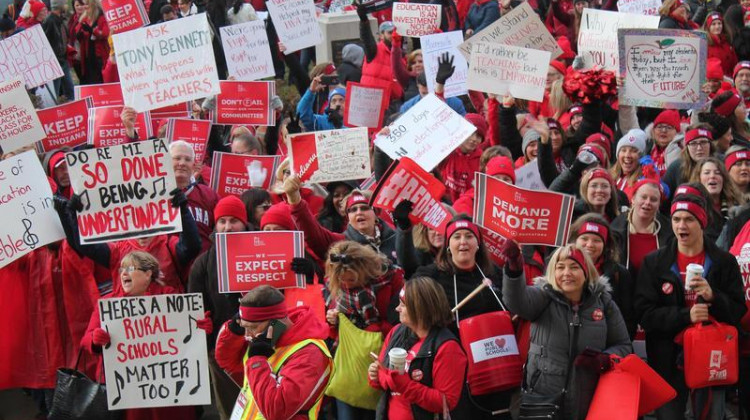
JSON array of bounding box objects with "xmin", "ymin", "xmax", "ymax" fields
[
  {"xmin": 321, "ymin": 75, "xmax": 340, "ymax": 86},
  {"xmin": 267, "ymin": 319, "xmax": 288, "ymax": 346}
]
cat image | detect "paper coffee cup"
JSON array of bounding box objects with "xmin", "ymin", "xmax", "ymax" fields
[
  {"xmin": 388, "ymin": 348, "xmax": 407, "ymax": 373},
  {"xmin": 685, "ymin": 263, "xmax": 704, "ymax": 291}
]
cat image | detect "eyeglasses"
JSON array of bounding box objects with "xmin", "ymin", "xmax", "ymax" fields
[
  {"xmin": 258, "ymin": 202, "xmax": 272, "ymax": 210},
  {"xmin": 329, "ymin": 253, "xmax": 353, "ymax": 264},
  {"xmin": 656, "ymin": 124, "xmax": 676, "ymax": 131},
  {"xmin": 347, "ymin": 204, "xmax": 371, "ymax": 214},
  {"xmin": 119, "ymin": 266, "xmax": 143, "ymax": 274},
  {"xmin": 687, "ymin": 140, "xmax": 710, "ymax": 149}
]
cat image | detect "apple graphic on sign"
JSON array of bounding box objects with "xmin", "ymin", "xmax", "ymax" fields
[
  {"xmin": 495, "ymin": 337, "xmax": 506, "ymax": 348},
  {"xmin": 626, "ymin": 38, "xmax": 697, "ymax": 100}
]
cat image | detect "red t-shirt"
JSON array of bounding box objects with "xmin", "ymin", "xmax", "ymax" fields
[
  {"xmin": 628, "ymin": 232, "xmax": 658, "ymax": 274},
  {"xmin": 677, "ymin": 250, "xmax": 705, "ymax": 309},
  {"xmin": 729, "ymin": 222, "xmax": 750, "ymax": 354}
]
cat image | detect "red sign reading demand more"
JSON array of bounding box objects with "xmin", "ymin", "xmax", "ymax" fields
[{"xmin": 473, "ymin": 172, "xmax": 575, "ymax": 247}]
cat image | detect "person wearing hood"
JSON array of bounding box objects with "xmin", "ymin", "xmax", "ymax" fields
[
  {"xmin": 15, "ymin": 0, "xmax": 46, "ymax": 29},
  {"xmin": 296, "ymin": 79, "xmax": 347, "ymax": 131},
  {"xmin": 338, "ymin": 43, "xmax": 364, "ymax": 85},
  {"xmin": 463, "ymin": 0, "xmax": 499, "ymax": 36},
  {"xmin": 44, "ymin": 149, "xmax": 73, "ymax": 199},
  {"xmin": 705, "ymin": 13, "xmax": 738, "ymax": 77}
]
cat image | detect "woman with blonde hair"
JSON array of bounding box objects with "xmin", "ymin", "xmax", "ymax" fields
[
  {"xmin": 658, "ymin": 0, "xmax": 699, "ymax": 29},
  {"xmin": 73, "ymin": 0, "xmax": 109, "ymax": 84}
]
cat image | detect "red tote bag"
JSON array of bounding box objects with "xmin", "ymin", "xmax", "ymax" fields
[
  {"xmin": 586, "ymin": 368, "xmax": 640, "ymax": 420},
  {"xmin": 617, "ymin": 354, "xmax": 676, "ymax": 416},
  {"xmin": 683, "ymin": 320, "xmax": 739, "ymax": 389},
  {"xmin": 284, "ymin": 279, "xmax": 326, "ymax": 324}
]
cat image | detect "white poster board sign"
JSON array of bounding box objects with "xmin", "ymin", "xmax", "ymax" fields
[
  {"xmin": 392, "ymin": 2, "xmax": 441, "ymax": 37},
  {"xmin": 0, "ymin": 25, "xmax": 64, "ymax": 89},
  {"xmin": 422, "ymin": 31, "xmax": 468, "ymax": 99},
  {"xmin": 221, "ymin": 20, "xmax": 275, "ymax": 81},
  {"xmin": 290, "ymin": 127, "xmax": 372, "ymax": 183},
  {"xmin": 267, "ymin": 0, "xmax": 323, "ymax": 54},
  {"xmin": 466, "ymin": 42, "xmax": 550, "ymax": 102},
  {"xmin": 514, "ymin": 159, "xmax": 546, "ymax": 191},
  {"xmin": 617, "ymin": 0, "xmax": 661, "ymax": 15},
  {"xmin": 344, "ymin": 82, "xmax": 388, "ymax": 128},
  {"xmin": 0, "ymin": 76, "xmax": 45, "ymax": 153}
]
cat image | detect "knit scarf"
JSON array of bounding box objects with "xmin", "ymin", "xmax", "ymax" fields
[{"xmin": 330, "ymin": 270, "xmax": 393, "ymax": 329}]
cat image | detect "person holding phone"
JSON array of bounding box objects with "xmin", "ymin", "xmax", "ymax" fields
[{"xmin": 296, "ymin": 75, "xmax": 348, "ymax": 132}]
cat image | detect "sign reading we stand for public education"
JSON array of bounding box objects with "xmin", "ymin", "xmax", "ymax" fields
[
  {"xmin": 289, "ymin": 127, "xmax": 371, "ymax": 183},
  {"xmin": 166, "ymin": 118, "xmax": 212, "ymax": 164},
  {"xmin": 221, "ymin": 20, "xmax": 275, "ymax": 81},
  {"xmin": 0, "ymin": 76, "xmax": 46, "ymax": 154},
  {"xmin": 36, "ymin": 97, "xmax": 94, "ymax": 153},
  {"xmin": 101, "ymin": 0, "xmax": 150, "ymax": 34},
  {"xmin": 113, "ymin": 13, "xmax": 221, "ymax": 113},
  {"xmin": 99, "ymin": 293, "xmax": 210, "ymax": 410},
  {"xmin": 75, "ymin": 82, "xmax": 125, "ymax": 107},
  {"xmin": 392, "ymin": 2, "xmax": 441, "ymax": 37},
  {"xmin": 65, "ymin": 138, "xmax": 182, "ymax": 244},
  {"xmin": 266, "ymin": 0, "xmax": 323, "ymax": 54},
  {"xmin": 211, "ymin": 81, "xmax": 276, "ymax": 126},
  {"xmin": 88, "ymin": 106, "xmax": 153, "ymax": 148},
  {"xmin": 473, "ymin": 172, "xmax": 575, "ymax": 247},
  {"xmin": 344, "ymin": 82, "xmax": 390, "ymax": 128},
  {"xmin": 467, "ymin": 42, "xmax": 549, "ymax": 102},
  {"xmin": 0, "ymin": 25, "xmax": 64, "ymax": 89},
  {"xmin": 210, "ymin": 152, "xmax": 281, "ymax": 197},
  {"xmin": 216, "ymin": 231, "xmax": 306, "ymax": 293}
]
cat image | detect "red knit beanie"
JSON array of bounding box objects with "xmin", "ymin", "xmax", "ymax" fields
[
  {"xmin": 485, "ymin": 156, "xmax": 516, "ymax": 184},
  {"xmin": 260, "ymin": 203, "xmax": 296, "ymax": 230},
  {"xmin": 464, "ymin": 113, "xmax": 488, "ymax": 139},
  {"xmin": 549, "ymin": 60, "xmax": 567, "ymax": 76},
  {"xmin": 29, "ymin": 1, "xmax": 46, "ymax": 18},
  {"xmin": 733, "ymin": 61, "xmax": 750, "ymax": 80},
  {"xmin": 653, "ymin": 110, "xmax": 681, "ymax": 132},
  {"xmin": 214, "ymin": 196, "xmax": 248, "ymax": 224}
]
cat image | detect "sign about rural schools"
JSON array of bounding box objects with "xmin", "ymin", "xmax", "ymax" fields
[
  {"xmin": 467, "ymin": 42, "xmax": 549, "ymax": 102},
  {"xmin": 422, "ymin": 31, "xmax": 468, "ymax": 99},
  {"xmin": 0, "ymin": 25, "xmax": 64, "ymax": 89},
  {"xmin": 0, "ymin": 76, "xmax": 46, "ymax": 154},
  {"xmin": 392, "ymin": 2, "xmax": 441, "ymax": 37},
  {"xmin": 221, "ymin": 20, "xmax": 275, "ymax": 81},
  {"xmin": 577, "ymin": 9, "xmax": 660, "ymax": 71},
  {"xmin": 266, "ymin": 0, "xmax": 323, "ymax": 54},
  {"xmin": 113, "ymin": 13, "xmax": 221, "ymax": 112},
  {"xmin": 99, "ymin": 293, "xmax": 210, "ymax": 409}
]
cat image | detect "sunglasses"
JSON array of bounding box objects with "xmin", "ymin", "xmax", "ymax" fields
[
  {"xmin": 329, "ymin": 253, "xmax": 353, "ymax": 264},
  {"xmin": 347, "ymin": 204, "xmax": 371, "ymax": 214}
]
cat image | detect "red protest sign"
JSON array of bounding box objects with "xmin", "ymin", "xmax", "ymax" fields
[
  {"xmin": 216, "ymin": 231, "xmax": 306, "ymax": 292},
  {"xmin": 211, "ymin": 81, "xmax": 275, "ymax": 126},
  {"xmin": 344, "ymin": 82, "xmax": 389, "ymax": 128},
  {"xmin": 481, "ymin": 227, "xmax": 507, "ymax": 268},
  {"xmin": 75, "ymin": 82, "xmax": 124, "ymax": 107},
  {"xmin": 101, "ymin": 0, "xmax": 149, "ymax": 34},
  {"xmin": 209, "ymin": 152, "xmax": 280, "ymax": 197},
  {"xmin": 473, "ymin": 172, "xmax": 575, "ymax": 246},
  {"xmin": 288, "ymin": 132, "xmax": 318, "ymax": 182},
  {"xmin": 150, "ymin": 102, "xmax": 191, "ymax": 135},
  {"xmin": 87, "ymin": 106, "xmax": 152, "ymax": 148},
  {"xmin": 36, "ymin": 97, "xmax": 93, "ymax": 153},
  {"xmin": 370, "ymin": 157, "xmax": 451, "ymax": 232},
  {"xmin": 166, "ymin": 118, "xmax": 211, "ymax": 164}
]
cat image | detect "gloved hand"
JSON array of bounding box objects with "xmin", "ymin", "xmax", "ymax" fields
[
  {"xmin": 435, "ymin": 52, "xmax": 455, "ymax": 85},
  {"xmin": 291, "ymin": 257, "xmax": 316, "ymax": 282},
  {"xmin": 228, "ymin": 313, "xmax": 246, "ymax": 336},
  {"xmin": 170, "ymin": 188, "xmax": 188, "ymax": 209},
  {"xmin": 391, "ymin": 30, "xmax": 402, "ymax": 48},
  {"xmin": 388, "ymin": 369, "xmax": 411, "ymax": 393},
  {"xmin": 286, "ymin": 113, "xmax": 302, "ymax": 135},
  {"xmin": 355, "ymin": 0, "xmax": 368, "ymax": 21},
  {"xmin": 92, "ymin": 328, "xmax": 111, "ymax": 346},
  {"xmin": 53, "ymin": 195, "xmax": 69, "ymax": 213},
  {"xmin": 248, "ymin": 331, "xmax": 275, "ymax": 358},
  {"xmin": 499, "ymin": 239, "xmax": 523, "ymax": 272},
  {"xmin": 196, "ymin": 311, "xmax": 213, "ymax": 335},
  {"xmin": 68, "ymin": 192, "xmax": 85, "ymax": 213},
  {"xmin": 80, "ymin": 22, "xmax": 93, "ymax": 33},
  {"xmin": 596, "ymin": 352, "xmax": 613, "ymax": 372},
  {"xmin": 327, "ymin": 108, "xmax": 344, "ymax": 128},
  {"xmin": 392, "ymin": 200, "xmax": 413, "ymax": 231}
]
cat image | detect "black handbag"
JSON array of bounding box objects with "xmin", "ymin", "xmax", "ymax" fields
[{"xmin": 48, "ymin": 351, "xmax": 118, "ymax": 420}]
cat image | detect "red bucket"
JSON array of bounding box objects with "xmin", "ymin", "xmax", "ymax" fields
[{"xmin": 459, "ymin": 311, "xmax": 522, "ymax": 395}]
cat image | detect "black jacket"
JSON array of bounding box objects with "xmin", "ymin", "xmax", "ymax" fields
[
  {"xmin": 600, "ymin": 260, "xmax": 636, "ymax": 339},
  {"xmin": 42, "ymin": 12, "xmax": 66, "ymax": 63},
  {"xmin": 610, "ymin": 210, "xmax": 674, "ymax": 280}
]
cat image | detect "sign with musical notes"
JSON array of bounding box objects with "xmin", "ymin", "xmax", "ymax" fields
[
  {"xmin": 98, "ymin": 293, "xmax": 211, "ymax": 409},
  {"xmin": 65, "ymin": 138, "xmax": 183, "ymax": 244}
]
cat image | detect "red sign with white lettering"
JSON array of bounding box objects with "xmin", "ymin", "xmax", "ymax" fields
[
  {"xmin": 288, "ymin": 132, "xmax": 318, "ymax": 182},
  {"xmin": 211, "ymin": 81, "xmax": 275, "ymax": 126},
  {"xmin": 87, "ymin": 106, "xmax": 152, "ymax": 148},
  {"xmin": 209, "ymin": 152, "xmax": 280, "ymax": 197},
  {"xmin": 75, "ymin": 83, "xmax": 124, "ymax": 107},
  {"xmin": 166, "ymin": 118, "xmax": 211, "ymax": 164},
  {"xmin": 36, "ymin": 97, "xmax": 93, "ymax": 152},
  {"xmin": 101, "ymin": 0, "xmax": 149, "ymax": 34}
]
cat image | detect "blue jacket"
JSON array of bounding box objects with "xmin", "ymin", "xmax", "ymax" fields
[
  {"xmin": 464, "ymin": 0, "xmax": 500, "ymax": 33},
  {"xmin": 296, "ymin": 89, "xmax": 349, "ymax": 132},
  {"xmin": 399, "ymin": 94, "xmax": 466, "ymax": 116}
]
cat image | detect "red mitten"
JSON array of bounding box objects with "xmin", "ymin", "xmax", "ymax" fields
[
  {"xmin": 499, "ymin": 239, "xmax": 523, "ymax": 272},
  {"xmin": 391, "ymin": 30, "xmax": 402, "ymax": 48},
  {"xmin": 196, "ymin": 311, "xmax": 213, "ymax": 335},
  {"xmin": 388, "ymin": 369, "xmax": 411, "ymax": 393},
  {"xmin": 92, "ymin": 328, "xmax": 110, "ymax": 346}
]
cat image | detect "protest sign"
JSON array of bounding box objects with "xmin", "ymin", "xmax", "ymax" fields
[
  {"xmin": 216, "ymin": 231, "xmax": 306, "ymax": 292},
  {"xmin": 289, "ymin": 127, "xmax": 371, "ymax": 183},
  {"xmin": 392, "ymin": 2, "xmax": 441, "ymax": 37},
  {"xmin": 151, "ymin": 102, "xmax": 191, "ymax": 121},
  {"xmin": 617, "ymin": 0, "xmax": 661, "ymax": 15},
  {"xmin": 0, "ymin": 76, "xmax": 46, "ymax": 154},
  {"xmin": 99, "ymin": 293, "xmax": 210, "ymax": 409},
  {"xmin": 329, "ymin": 0, "xmax": 353, "ymax": 12},
  {"xmin": 577, "ymin": 9, "xmax": 660, "ymax": 71},
  {"xmin": 0, "ymin": 151, "xmax": 65, "ymax": 269},
  {"xmin": 88, "ymin": 106, "xmax": 152, "ymax": 148},
  {"xmin": 619, "ymin": 28, "xmax": 706, "ymax": 109},
  {"xmin": 458, "ymin": 2, "xmax": 561, "ymax": 60},
  {"xmin": 374, "ymin": 94, "xmax": 476, "ymax": 171},
  {"xmin": 0, "ymin": 25, "xmax": 64, "ymax": 89},
  {"xmin": 221, "ymin": 20, "xmax": 275, "ymax": 81},
  {"xmin": 422, "ymin": 31, "xmax": 468, "ymax": 98},
  {"xmin": 481, "ymin": 227, "xmax": 508, "ymax": 268},
  {"xmin": 473, "ymin": 172, "xmax": 575, "ymax": 246},
  {"xmin": 467, "ymin": 42, "xmax": 549, "ymax": 102},
  {"xmin": 113, "ymin": 14, "xmax": 221, "ymax": 112},
  {"xmin": 75, "ymin": 82, "xmax": 125, "ymax": 107},
  {"xmin": 36, "ymin": 97, "xmax": 93, "ymax": 153},
  {"xmin": 344, "ymin": 82, "xmax": 390, "ymax": 128},
  {"xmin": 65, "ymin": 138, "xmax": 182, "ymax": 244},
  {"xmin": 514, "ymin": 159, "xmax": 546, "ymax": 191},
  {"xmin": 210, "ymin": 152, "xmax": 280, "ymax": 197},
  {"xmin": 266, "ymin": 0, "xmax": 323, "ymax": 54},
  {"xmin": 101, "ymin": 0, "xmax": 149, "ymax": 34},
  {"xmin": 211, "ymin": 81, "xmax": 276, "ymax": 126},
  {"xmin": 166, "ymin": 118, "xmax": 211, "ymax": 164},
  {"xmin": 370, "ymin": 157, "xmax": 451, "ymax": 232}
]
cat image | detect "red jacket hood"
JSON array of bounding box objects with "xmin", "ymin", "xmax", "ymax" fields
[{"xmin": 276, "ymin": 306, "xmax": 329, "ymax": 347}]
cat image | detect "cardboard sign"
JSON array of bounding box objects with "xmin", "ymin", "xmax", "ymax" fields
[
  {"xmin": 617, "ymin": 0, "xmax": 661, "ymax": 15},
  {"xmin": 75, "ymin": 82, "xmax": 125, "ymax": 107},
  {"xmin": 467, "ymin": 42, "xmax": 550, "ymax": 102},
  {"xmin": 0, "ymin": 151, "xmax": 65, "ymax": 269},
  {"xmin": 101, "ymin": 0, "xmax": 150, "ymax": 34},
  {"xmin": 619, "ymin": 28, "xmax": 707, "ymax": 109},
  {"xmin": 392, "ymin": 2, "xmax": 441, "ymax": 37},
  {"xmin": 211, "ymin": 81, "xmax": 276, "ymax": 126},
  {"xmin": 473, "ymin": 172, "xmax": 575, "ymax": 246},
  {"xmin": 514, "ymin": 159, "xmax": 546, "ymax": 191},
  {"xmin": 65, "ymin": 138, "xmax": 182, "ymax": 244},
  {"xmin": 210, "ymin": 152, "xmax": 280, "ymax": 197},
  {"xmin": 216, "ymin": 231, "xmax": 306, "ymax": 292},
  {"xmin": 113, "ymin": 14, "xmax": 221, "ymax": 112},
  {"xmin": 88, "ymin": 106, "xmax": 152, "ymax": 148},
  {"xmin": 36, "ymin": 97, "xmax": 93, "ymax": 153},
  {"xmin": 458, "ymin": 3, "xmax": 561, "ymax": 60},
  {"xmin": 578, "ymin": 9, "xmax": 660, "ymax": 72},
  {"xmin": 166, "ymin": 118, "xmax": 211, "ymax": 164},
  {"xmin": 0, "ymin": 76, "xmax": 46, "ymax": 153},
  {"xmin": 221, "ymin": 20, "xmax": 275, "ymax": 81},
  {"xmin": 99, "ymin": 294, "xmax": 210, "ymax": 409},
  {"xmin": 344, "ymin": 82, "xmax": 389, "ymax": 128},
  {"xmin": 422, "ymin": 31, "xmax": 468, "ymax": 99},
  {"xmin": 266, "ymin": 0, "xmax": 323, "ymax": 54},
  {"xmin": 289, "ymin": 127, "xmax": 371, "ymax": 183},
  {"xmin": 0, "ymin": 25, "xmax": 64, "ymax": 89}
]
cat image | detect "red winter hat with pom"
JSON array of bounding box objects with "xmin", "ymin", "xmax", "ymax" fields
[
  {"xmin": 485, "ymin": 156, "xmax": 516, "ymax": 184},
  {"xmin": 260, "ymin": 203, "xmax": 296, "ymax": 230}
]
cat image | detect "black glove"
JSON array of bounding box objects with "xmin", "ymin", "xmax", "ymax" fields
[
  {"xmin": 248, "ymin": 333, "xmax": 275, "ymax": 358},
  {"xmin": 286, "ymin": 113, "xmax": 302, "ymax": 135},
  {"xmin": 570, "ymin": 149, "xmax": 598, "ymax": 175},
  {"xmin": 80, "ymin": 22, "xmax": 93, "ymax": 33},
  {"xmin": 291, "ymin": 257, "xmax": 316, "ymax": 282},
  {"xmin": 354, "ymin": 0, "xmax": 368, "ymax": 21},
  {"xmin": 392, "ymin": 200, "xmax": 413, "ymax": 231},
  {"xmin": 53, "ymin": 195, "xmax": 69, "ymax": 213},
  {"xmin": 435, "ymin": 52, "xmax": 455, "ymax": 85},
  {"xmin": 68, "ymin": 193, "xmax": 84, "ymax": 213},
  {"xmin": 327, "ymin": 108, "xmax": 344, "ymax": 128},
  {"xmin": 228, "ymin": 313, "xmax": 245, "ymax": 336},
  {"xmin": 170, "ymin": 188, "xmax": 188, "ymax": 209},
  {"xmin": 500, "ymin": 239, "xmax": 524, "ymax": 272}
]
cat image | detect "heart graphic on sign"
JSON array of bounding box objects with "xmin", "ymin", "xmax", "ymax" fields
[
  {"xmin": 495, "ymin": 338, "xmax": 506, "ymax": 348},
  {"xmin": 626, "ymin": 38, "xmax": 698, "ymax": 101}
]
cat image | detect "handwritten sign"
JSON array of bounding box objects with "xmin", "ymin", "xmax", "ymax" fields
[
  {"xmin": 344, "ymin": 82, "xmax": 389, "ymax": 128},
  {"xmin": 113, "ymin": 14, "xmax": 221, "ymax": 112},
  {"xmin": 458, "ymin": 3, "xmax": 561, "ymax": 60},
  {"xmin": 289, "ymin": 127, "xmax": 371, "ymax": 183},
  {"xmin": 166, "ymin": 118, "xmax": 211, "ymax": 164},
  {"xmin": 619, "ymin": 28, "xmax": 706, "ymax": 109},
  {"xmin": 211, "ymin": 81, "xmax": 275, "ymax": 126},
  {"xmin": 65, "ymin": 138, "xmax": 182, "ymax": 244},
  {"xmin": 374, "ymin": 94, "xmax": 476, "ymax": 171},
  {"xmin": 99, "ymin": 294, "xmax": 210, "ymax": 409},
  {"xmin": 422, "ymin": 31, "xmax": 468, "ymax": 98},
  {"xmin": 101, "ymin": 0, "xmax": 150, "ymax": 34},
  {"xmin": 514, "ymin": 159, "xmax": 546, "ymax": 191},
  {"xmin": 210, "ymin": 152, "xmax": 280, "ymax": 197},
  {"xmin": 0, "ymin": 151, "xmax": 65, "ymax": 269},
  {"xmin": 266, "ymin": 0, "xmax": 323, "ymax": 54},
  {"xmin": 467, "ymin": 42, "xmax": 549, "ymax": 102},
  {"xmin": 578, "ymin": 9, "xmax": 659, "ymax": 72},
  {"xmin": 221, "ymin": 20, "xmax": 275, "ymax": 81},
  {"xmin": 36, "ymin": 97, "xmax": 93, "ymax": 153},
  {"xmin": 0, "ymin": 25, "xmax": 64, "ymax": 89},
  {"xmin": 0, "ymin": 77, "xmax": 46, "ymax": 153},
  {"xmin": 88, "ymin": 106, "xmax": 152, "ymax": 148},
  {"xmin": 75, "ymin": 82, "xmax": 124, "ymax": 106},
  {"xmin": 392, "ymin": 2, "xmax": 441, "ymax": 37},
  {"xmin": 617, "ymin": 0, "xmax": 661, "ymax": 15}
]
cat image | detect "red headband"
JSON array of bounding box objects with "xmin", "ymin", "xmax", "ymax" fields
[
  {"xmin": 445, "ymin": 220, "xmax": 481, "ymax": 242},
  {"xmin": 568, "ymin": 248, "xmax": 589, "ymax": 278},
  {"xmin": 684, "ymin": 128, "xmax": 713, "ymax": 145},
  {"xmin": 547, "ymin": 119, "xmax": 561, "ymax": 131},
  {"xmin": 713, "ymin": 93, "xmax": 742, "ymax": 117},
  {"xmin": 569, "ymin": 105, "xmax": 583, "ymax": 115},
  {"xmin": 346, "ymin": 194, "xmax": 369, "ymax": 211},
  {"xmin": 239, "ymin": 302, "xmax": 288, "ymax": 322},
  {"xmin": 674, "ymin": 185, "xmax": 703, "ymax": 198},
  {"xmin": 588, "ymin": 167, "xmax": 614, "ymax": 186},
  {"xmin": 578, "ymin": 221, "xmax": 609, "ymax": 243},
  {"xmin": 705, "ymin": 12, "xmax": 722, "ymax": 28},
  {"xmin": 726, "ymin": 150, "xmax": 750, "ymax": 170},
  {"xmin": 671, "ymin": 200, "xmax": 707, "ymax": 229}
]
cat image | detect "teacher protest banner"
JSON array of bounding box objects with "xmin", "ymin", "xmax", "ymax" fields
[
  {"xmin": 392, "ymin": 2, "xmax": 441, "ymax": 37},
  {"xmin": 289, "ymin": 127, "xmax": 371, "ymax": 183},
  {"xmin": 422, "ymin": 31, "xmax": 468, "ymax": 99},
  {"xmin": 99, "ymin": 293, "xmax": 210, "ymax": 409},
  {"xmin": 266, "ymin": 0, "xmax": 323, "ymax": 54},
  {"xmin": 0, "ymin": 151, "xmax": 65, "ymax": 269},
  {"xmin": 36, "ymin": 97, "xmax": 93, "ymax": 153},
  {"xmin": 473, "ymin": 172, "xmax": 575, "ymax": 246},
  {"xmin": 578, "ymin": 9, "xmax": 660, "ymax": 72},
  {"xmin": 458, "ymin": 2, "xmax": 561, "ymax": 60},
  {"xmin": 211, "ymin": 81, "xmax": 276, "ymax": 126},
  {"xmin": 65, "ymin": 138, "xmax": 182, "ymax": 244},
  {"xmin": 101, "ymin": 0, "xmax": 150, "ymax": 34},
  {"xmin": 88, "ymin": 106, "xmax": 153, "ymax": 148},
  {"xmin": 216, "ymin": 231, "xmax": 306, "ymax": 293},
  {"xmin": 210, "ymin": 152, "xmax": 281, "ymax": 197},
  {"xmin": 467, "ymin": 42, "xmax": 549, "ymax": 102},
  {"xmin": 113, "ymin": 13, "xmax": 221, "ymax": 112},
  {"xmin": 619, "ymin": 28, "xmax": 706, "ymax": 109},
  {"xmin": 344, "ymin": 82, "xmax": 390, "ymax": 128},
  {"xmin": 221, "ymin": 20, "xmax": 275, "ymax": 81},
  {"xmin": 0, "ymin": 76, "xmax": 46, "ymax": 154},
  {"xmin": 0, "ymin": 25, "xmax": 64, "ymax": 89},
  {"xmin": 374, "ymin": 94, "xmax": 476, "ymax": 171},
  {"xmin": 617, "ymin": 0, "xmax": 661, "ymax": 15},
  {"xmin": 166, "ymin": 118, "xmax": 211, "ymax": 164},
  {"xmin": 75, "ymin": 82, "xmax": 125, "ymax": 107}
]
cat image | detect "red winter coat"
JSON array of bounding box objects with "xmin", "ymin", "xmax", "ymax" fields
[
  {"xmin": 271, "ymin": 187, "xmax": 324, "ymax": 218},
  {"xmin": 74, "ymin": 13, "xmax": 110, "ymax": 78},
  {"xmin": 708, "ymin": 35, "xmax": 738, "ymax": 77},
  {"xmin": 361, "ymin": 41, "xmax": 403, "ymax": 100},
  {"xmin": 439, "ymin": 147, "xmax": 482, "ymax": 203}
]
